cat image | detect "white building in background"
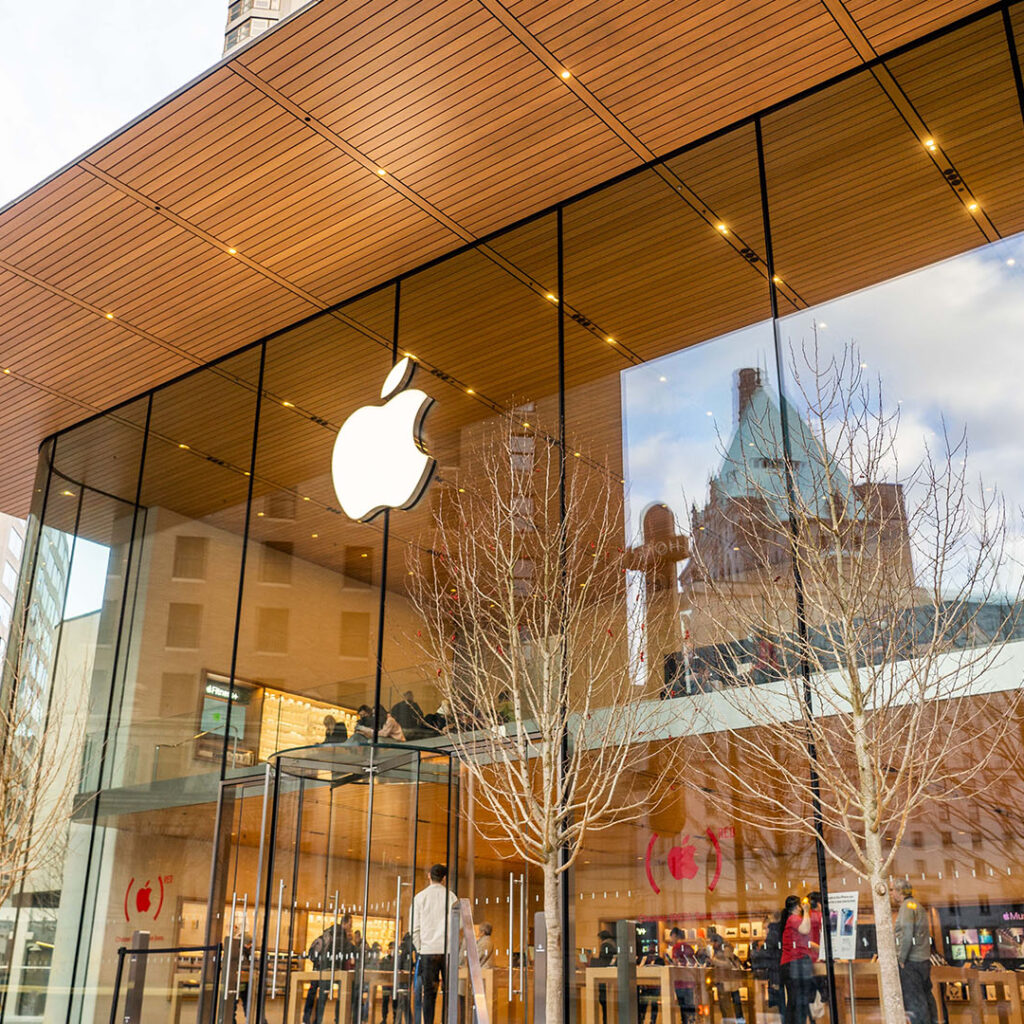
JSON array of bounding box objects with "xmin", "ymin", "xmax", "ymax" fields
[
  {"xmin": 0, "ymin": 515, "xmax": 26, "ymax": 665},
  {"xmin": 223, "ymin": 0, "xmax": 312, "ymax": 53}
]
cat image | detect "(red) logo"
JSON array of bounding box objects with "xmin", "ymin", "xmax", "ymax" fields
[
  {"xmin": 645, "ymin": 828, "xmax": 724, "ymax": 895},
  {"xmin": 124, "ymin": 876, "xmax": 168, "ymax": 923},
  {"xmin": 667, "ymin": 838, "xmax": 699, "ymax": 880}
]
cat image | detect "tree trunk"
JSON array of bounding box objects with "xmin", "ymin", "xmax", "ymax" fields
[
  {"xmin": 543, "ymin": 853, "xmax": 563, "ymax": 1024},
  {"xmin": 866, "ymin": 832, "xmax": 905, "ymax": 1024}
]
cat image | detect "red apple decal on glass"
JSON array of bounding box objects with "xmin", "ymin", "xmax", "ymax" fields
[
  {"xmin": 331, "ymin": 357, "xmax": 435, "ymax": 522},
  {"xmin": 667, "ymin": 837, "xmax": 699, "ymax": 880},
  {"xmin": 136, "ymin": 880, "xmax": 152, "ymax": 914}
]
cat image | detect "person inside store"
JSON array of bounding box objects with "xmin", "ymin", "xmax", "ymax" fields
[
  {"xmin": 303, "ymin": 914, "xmax": 353, "ymax": 1024},
  {"xmin": 711, "ymin": 936, "xmax": 746, "ymax": 1024},
  {"xmin": 893, "ymin": 882, "xmax": 939, "ymax": 1024},
  {"xmin": 412, "ymin": 864, "xmax": 458, "ymax": 1024},
  {"xmin": 223, "ymin": 925, "xmax": 253, "ymax": 1024},
  {"xmin": 323, "ymin": 715, "xmax": 349, "ymax": 744},
  {"xmin": 752, "ymin": 914, "xmax": 784, "ymax": 1019},
  {"xmin": 667, "ymin": 927, "xmax": 697, "ymax": 1024},
  {"xmin": 476, "ymin": 922, "xmax": 495, "ymax": 967},
  {"xmin": 807, "ymin": 892, "xmax": 829, "ymax": 1021},
  {"xmin": 593, "ymin": 929, "xmax": 618, "ymax": 1024},
  {"xmin": 637, "ymin": 941, "xmax": 666, "ymax": 1024},
  {"xmin": 392, "ymin": 933, "xmax": 414, "ymax": 1024},
  {"xmin": 780, "ymin": 895, "xmax": 813, "ymax": 1024},
  {"xmin": 391, "ymin": 691, "xmax": 428, "ymax": 738},
  {"xmin": 380, "ymin": 942, "xmax": 396, "ymax": 1024},
  {"xmin": 353, "ymin": 705, "xmax": 385, "ymax": 742}
]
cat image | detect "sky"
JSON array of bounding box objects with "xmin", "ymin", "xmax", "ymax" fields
[
  {"xmin": 4, "ymin": 1, "xmax": 229, "ymax": 616},
  {"xmin": 0, "ymin": 0, "xmax": 228, "ymax": 207},
  {"xmin": 622, "ymin": 232, "xmax": 1024, "ymax": 597}
]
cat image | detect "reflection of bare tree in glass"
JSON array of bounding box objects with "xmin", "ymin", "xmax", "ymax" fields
[
  {"xmin": 681, "ymin": 343, "xmax": 1022, "ymax": 1024},
  {"xmin": 408, "ymin": 410, "xmax": 683, "ymax": 1024},
  {"xmin": 0, "ymin": 650, "xmax": 83, "ymax": 934}
]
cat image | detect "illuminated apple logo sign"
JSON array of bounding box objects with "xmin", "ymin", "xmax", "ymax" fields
[{"xmin": 332, "ymin": 357, "xmax": 436, "ymax": 522}]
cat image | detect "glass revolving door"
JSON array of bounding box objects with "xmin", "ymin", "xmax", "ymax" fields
[{"xmin": 209, "ymin": 742, "xmax": 456, "ymax": 1024}]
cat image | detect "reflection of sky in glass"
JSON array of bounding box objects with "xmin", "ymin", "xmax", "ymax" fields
[
  {"xmin": 621, "ymin": 321, "xmax": 775, "ymax": 540},
  {"xmin": 622, "ymin": 231, "xmax": 1024, "ymax": 597},
  {"xmin": 64, "ymin": 537, "xmax": 109, "ymax": 619}
]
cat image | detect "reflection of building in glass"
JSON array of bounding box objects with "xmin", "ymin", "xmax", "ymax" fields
[
  {"xmin": 2, "ymin": 2, "xmax": 1024, "ymax": 1022},
  {"xmin": 669, "ymin": 367, "xmax": 915, "ymax": 694}
]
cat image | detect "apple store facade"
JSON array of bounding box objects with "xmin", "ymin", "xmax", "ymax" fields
[{"xmin": 7, "ymin": 4, "xmax": 1024, "ymax": 1024}]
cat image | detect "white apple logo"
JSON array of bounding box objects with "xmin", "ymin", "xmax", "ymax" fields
[{"xmin": 331, "ymin": 356, "xmax": 435, "ymax": 522}]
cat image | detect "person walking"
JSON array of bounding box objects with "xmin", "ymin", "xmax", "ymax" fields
[
  {"xmin": 893, "ymin": 883, "xmax": 938, "ymax": 1024},
  {"xmin": 779, "ymin": 896, "xmax": 813, "ymax": 1024},
  {"xmin": 303, "ymin": 916, "xmax": 352, "ymax": 1024},
  {"xmin": 412, "ymin": 864, "xmax": 457, "ymax": 1024}
]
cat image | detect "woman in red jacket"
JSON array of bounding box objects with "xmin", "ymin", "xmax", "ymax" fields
[{"xmin": 779, "ymin": 895, "xmax": 813, "ymax": 1024}]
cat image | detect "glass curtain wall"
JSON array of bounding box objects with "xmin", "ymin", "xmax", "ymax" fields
[{"xmin": 5, "ymin": 7, "xmax": 1024, "ymax": 1024}]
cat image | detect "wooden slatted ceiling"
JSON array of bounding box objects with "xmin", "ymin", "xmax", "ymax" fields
[
  {"xmin": 0, "ymin": 0, "xmax": 1015, "ymax": 517},
  {"xmin": 846, "ymin": 0, "xmax": 995, "ymax": 49},
  {"xmin": 889, "ymin": 15, "xmax": 1024, "ymax": 237}
]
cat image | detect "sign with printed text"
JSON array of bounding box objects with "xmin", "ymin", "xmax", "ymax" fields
[{"xmin": 827, "ymin": 891, "xmax": 859, "ymax": 960}]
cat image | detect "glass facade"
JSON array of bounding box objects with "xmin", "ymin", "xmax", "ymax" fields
[{"xmin": 5, "ymin": 7, "xmax": 1024, "ymax": 1024}]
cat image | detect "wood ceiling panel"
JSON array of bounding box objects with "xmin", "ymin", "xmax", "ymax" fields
[
  {"xmin": 886, "ymin": 15, "xmax": 1024, "ymax": 241},
  {"xmin": 761, "ymin": 70, "xmax": 982, "ymax": 309},
  {"xmin": 846, "ymin": 0, "xmax": 995, "ymax": 50},
  {"xmin": 0, "ymin": 0, "xmax": 1005, "ymax": 517},
  {"xmin": 511, "ymin": 0, "xmax": 860, "ymax": 154}
]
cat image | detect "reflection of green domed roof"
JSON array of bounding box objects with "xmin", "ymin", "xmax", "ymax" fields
[{"xmin": 713, "ymin": 370, "xmax": 856, "ymax": 521}]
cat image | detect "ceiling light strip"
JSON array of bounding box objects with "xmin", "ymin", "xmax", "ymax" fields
[
  {"xmin": 474, "ymin": 0, "xmax": 806, "ymax": 309},
  {"xmin": 821, "ymin": 0, "xmax": 1000, "ymax": 242},
  {"xmin": 0, "ymin": 256, "xmax": 204, "ymax": 368},
  {"xmin": 230, "ymin": 59, "xmax": 644, "ymax": 362},
  {"xmin": 80, "ymin": 160, "xmax": 331, "ymax": 310}
]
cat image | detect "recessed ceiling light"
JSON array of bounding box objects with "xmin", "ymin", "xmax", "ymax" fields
[
  {"xmin": 772, "ymin": 275, "xmax": 782, "ymax": 284},
  {"xmin": 716, "ymin": 223, "xmax": 728, "ymax": 234},
  {"xmin": 560, "ymin": 70, "xmax": 571, "ymax": 80},
  {"xmin": 178, "ymin": 443, "xmax": 190, "ymax": 450},
  {"xmin": 61, "ymin": 490, "xmax": 74, "ymax": 497},
  {"xmin": 466, "ymin": 388, "xmax": 474, "ymax": 394},
  {"xmin": 659, "ymin": 376, "xmax": 667, "ymax": 382},
  {"xmin": 377, "ymin": 168, "xmax": 387, "ymax": 176},
  {"xmin": 282, "ymin": 400, "xmax": 294, "ymax": 407},
  {"xmin": 967, "ymin": 201, "xmax": 979, "ymax": 212},
  {"xmin": 1007, "ymin": 258, "xmax": 1016, "ymax": 266},
  {"xmin": 104, "ymin": 312, "xmax": 114, "ymax": 319},
  {"xmin": 227, "ymin": 247, "xmax": 238, "ymax": 255}
]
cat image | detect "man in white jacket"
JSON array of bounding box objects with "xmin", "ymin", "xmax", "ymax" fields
[{"xmin": 412, "ymin": 864, "xmax": 457, "ymax": 1024}]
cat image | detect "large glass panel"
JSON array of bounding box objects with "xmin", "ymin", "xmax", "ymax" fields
[
  {"xmin": 765, "ymin": 22, "xmax": 1024, "ymax": 1024},
  {"xmin": 383, "ymin": 215, "xmax": 560, "ymax": 1024},
  {"xmin": 234, "ymin": 287, "xmax": 397, "ymax": 753},
  {"xmin": 564, "ymin": 121, "xmax": 804, "ymax": 1024}
]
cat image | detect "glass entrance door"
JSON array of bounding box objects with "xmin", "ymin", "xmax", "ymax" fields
[{"xmin": 210, "ymin": 743, "xmax": 455, "ymax": 1024}]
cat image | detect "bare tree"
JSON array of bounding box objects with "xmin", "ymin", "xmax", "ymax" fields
[
  {"xmin": 680, "ymin": 343, "xmax": 1022, "ymax": 1024},
  {"xmin": 408, "ymin": 409, "xmax": 681, "ymax": 1024},
  {"xmin": 0, "ymin": 653, "xmax": 84, "ymax": 917}
]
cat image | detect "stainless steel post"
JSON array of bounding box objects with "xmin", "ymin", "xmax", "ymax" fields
[
  {"xmin": 848, "ymin": 961, "xmax": 857, "ymax": 1024},
  {"xmin": 330, "ymin": 892, "xmax": 340, "ymax": 987},
  {"xmin": 224, "ymin": 892, "xmax": 238, "ymax": 1004},
  {"xmin": 122, "ymin": 930, "xmax": 150, "ymax": 1024},
  {"xmin": 393, "ymin": 877, "xmax": 403, "ymax": 993},
  {"xmin": 236, "ymin": 893, "xmax": 249, "ymax": 1002},
  {"xmin": 446, "ymin": 905, "xmax": 461, "ymax": 1024},
  {"xmin": 507, "ymin": 872, "xmax": 514, "ymax": 1000},
  {"xmin": 616, "ymin": 919, "xmax": 638, "ymax": 1024},
  {"xmin": 272, "ymin": 878, "xmax": 284, "ymax": 998},
  {"xmin": 518, "ymin": 874, "xmax": 525, "ymax": 1003},
  {"xmin": 533, "ymin": 912, "xmax": 547, "ymax": 1024}
]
